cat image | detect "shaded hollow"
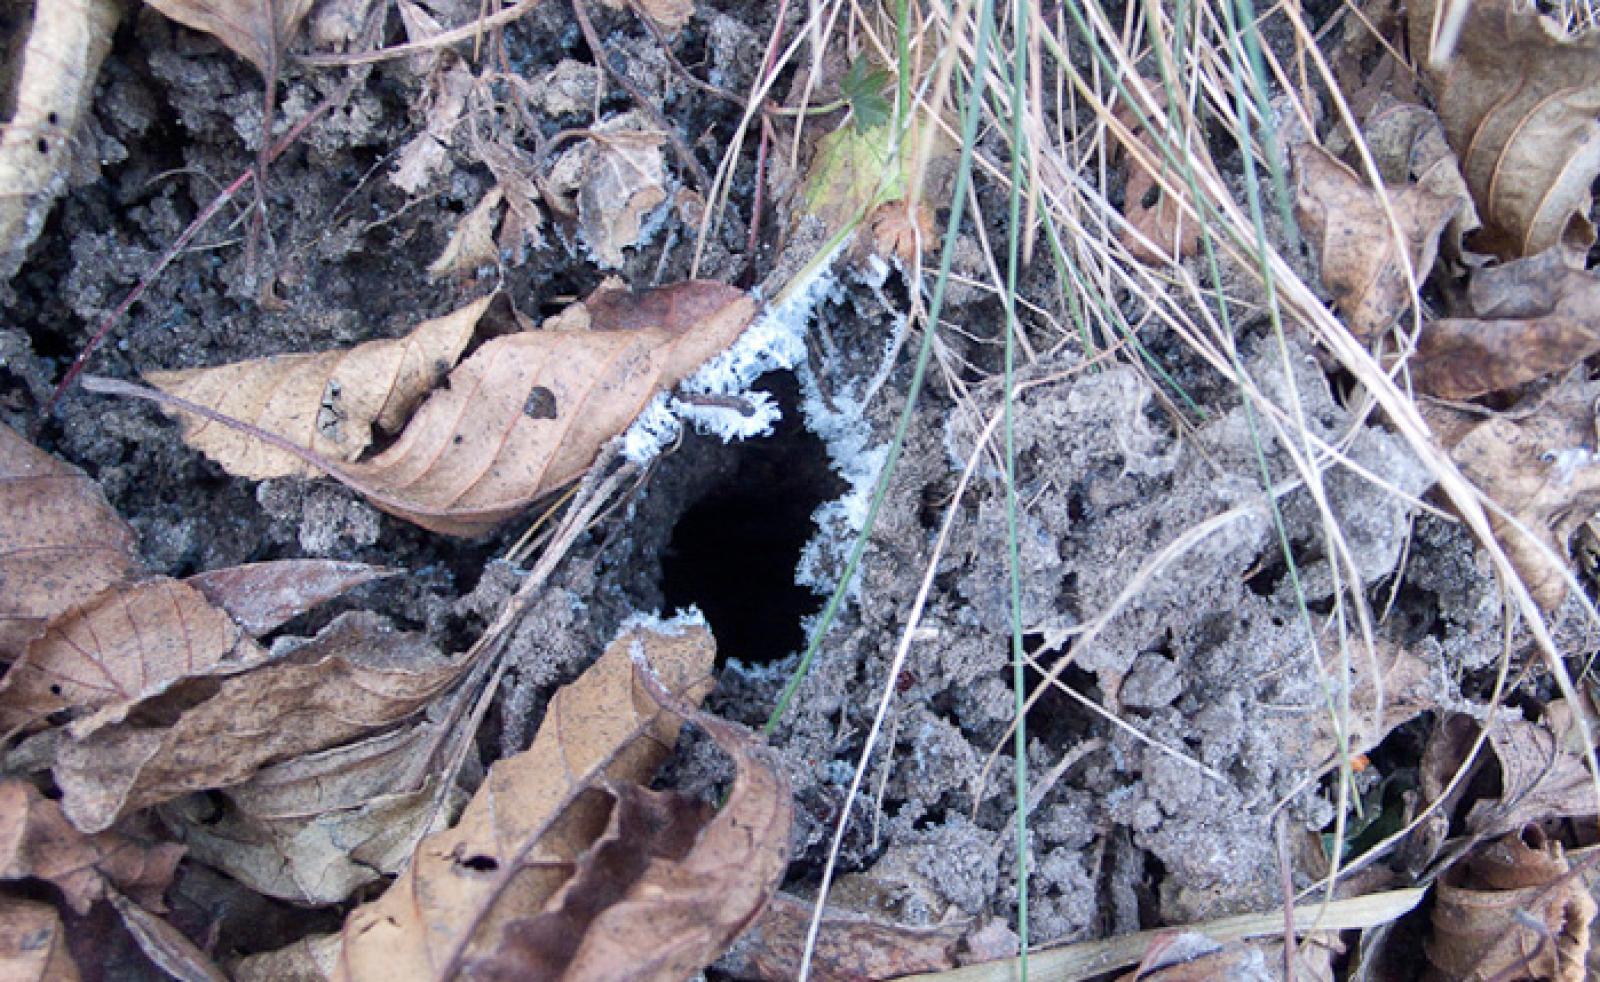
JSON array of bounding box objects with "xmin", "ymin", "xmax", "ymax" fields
[{"xmin": 662, "ymin": 372, "xmax": 843, "ymax": 667}]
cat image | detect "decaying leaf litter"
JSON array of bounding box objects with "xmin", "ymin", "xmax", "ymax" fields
[{"xmin": 6, "ymin": 0, "xmax": 1600, "ymax": 978}]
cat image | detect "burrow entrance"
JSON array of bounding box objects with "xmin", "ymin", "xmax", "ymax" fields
[{"xmin": 661, "ymin": 372, "xmax": 844, "ymax": 667}]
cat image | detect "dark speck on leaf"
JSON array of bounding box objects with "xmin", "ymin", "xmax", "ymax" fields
[{"xmin": 525, "ymin": 386, "xmax": 559, "ymax": 419}]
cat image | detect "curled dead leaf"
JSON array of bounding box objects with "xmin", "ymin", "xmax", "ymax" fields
[
  {"xmin": 1426, "ymin": 827, "xmax": 1595, "ymax": 982},
  {"xmin": 1294, "ymin": 143, "xmax": 1461, "ymax": 339},
  {"xmin": 1361, "ymin": 96, "xmax": 1481, "ymax": 263},
  {"xmin": 528, "ymin": 712, "xmax": 791, "ymax": 981},
  {"xmin": 1409, "ymin": 0, "xmax": 1600, "ymax": 258},
  {"xmin": 145, "ymin": 0, "xmax": 315, "ymax": 74},
  {"xmin": 53, "ymin": 611, "xmax": 461, "ymax": 833},
  {"xmin": 1421, "ymin": 713, "xmax": 1597, "ymax": 838},
  {"xmin": 1113, "ymin": 98, "xmax": 1207, "ymax": 265},
  {"xmin": 147, "ymin": 296, "xmax": 491, "ymax": 480},
  {"xmin": 329, "ymin": 620, "xmax": 716, "ymax": 981},
  {"xmin": 0, "ymin": 578, "xmax": 245, "ymax": 736},
  {"xmin": 1424, "ymin": 378, "xmax": 1600, "ymax": 611},
  {"xmin": 579, "ymin": 125, "xmax": 668, "ymax": 268},
  {"xmin": 0, "ymin": 779, "xmax": 184, "ymax": 915},
  {"xmin": 0, "ymin": 426, "xmax": 140, "ymax": 659},
  {"xmin": 1413, "ymin": 249, "xmax": 1600, "ymax": 399}
]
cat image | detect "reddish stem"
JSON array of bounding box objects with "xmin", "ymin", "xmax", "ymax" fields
[{"xmin": 46, "ymin": 99, "xmax": 333, "ymax": 414}]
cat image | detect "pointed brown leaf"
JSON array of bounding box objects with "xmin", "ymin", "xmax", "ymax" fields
[
  {"xmin": 0, "ymin": 896, "xmax": 79, "ymax": 982},
  {"xmin": 329, "ymin": 620, "xmax": 716, "ymax": 981},
  {"xmin": 108, "ymin": 890, "xmax": 228, "ymax": 982},
  {"xmin": 146, "ymin": 296, "xmax": 490, "ymax": 480},
  {"xmin": 145, "ymin": 0, "xmax": 315, "ymax": 74},
  {"xmin": 185, "ymin": 559, "xmax": 395, "ymax": 637},
  {"xmin": 0, "ymin": 426, "xmax": 141, "ymax": 659},
  {"xmin": 1423, "ymin": 713, "xmax": 1599, "ymax": 837},
  {"xmin": 0, "ymin": 579, "xmax": 245, "ymax": 736},
  {"xmin": 1414, "ymin": 249, "xmax": 1600, "ymax": 399},
  {"xmin": 342, "ymin": 282, "xmax": 756, "ymax": 535},
  {"xmin": 1410, "ymin": 0, "xmax": 1600, "ymax": 258},
  {"xmin": 1426, "ymin": 827, "xmax": 1595, "ymax": 981},
  {"xmin": 53, "ymin": 611, "xmax": 461, "ymax": 833},
  {"xmin": 0, "ymin": 779, "xmax": 183, "ymax": 915},
  {"xmin": 0, "ymin": 559, "xmax": 386, "ymax": 736},
  {"xmin": 1294, "ymin": 144, "xmax": 1460, "ymax": 339}
]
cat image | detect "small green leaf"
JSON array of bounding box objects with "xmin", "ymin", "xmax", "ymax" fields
[{"xmin": 841, "ymin": 55, "xmax": 893, "ymax": 133}]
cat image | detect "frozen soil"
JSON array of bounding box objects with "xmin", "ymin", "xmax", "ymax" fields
[{"xmin": 0, "ymin": 0, "xmax": 1568, "ymax": 971}]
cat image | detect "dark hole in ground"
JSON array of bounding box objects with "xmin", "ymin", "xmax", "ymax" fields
[
  {"xmin": 1018, "ymin": 633, "xmax": 1101, "ymax": 741},
  {"xmin": 661, "ymin": 372, "xmax": 843, "ymax": 667}
]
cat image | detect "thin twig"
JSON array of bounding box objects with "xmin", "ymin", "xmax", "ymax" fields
[{"xmin": 47, "ymin": 99, "xmax": 335, "ymax": 413}]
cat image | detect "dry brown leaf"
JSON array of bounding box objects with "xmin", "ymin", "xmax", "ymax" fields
[
  {"xmin": 1294, "ymin": 143, "xmax": 1461, "ymax": 339},
  {"xmin": 340, "ymin": 281, "xmax": 757, "ymax": 535},
  {"xmin": 0, "ymin": 895, "xmax": 79, "ymax": 982},
  {"xmin": 328, "ymin": 620, "xmax": 716, "ymax": 981},
  {"xmin": 1409, "ymin": 0, "xmax": 1600, "ymax": 258},
  {"xmin": 0, "ymin": 579, "xmax": 246, "ymax": 736},
  {"xmin": 468, "ymin": 710, "xmax": 791, "ymax": 981},
  {"xmin": 166, "ymin": 686, "xmax": 475, "ymax": 904},
  {"xmin": 1361, "ymin": 96, "xmax": 1481, "ymax": 263},
  {"xmin": 167, "ymin": 776, "xmax": 460, "ymax": 906},
  {"xmin": 869, "ymin": 199, "xmax": 937, "ymax": 264},
  {"xmin": 1423, "ymin": 712, "xmax": 1597, "ymax": 837},
  {"xmin": 1426, "ymin": 827, "xmax": 1595, "ymax": 981},
  {"xmin": 147, "ymin": 296, "xmax": 491, "ymax": 480},
  {"xmin": 391, "ymin": 61, "xmax": 475, "ymax": 194},
  {"xmin": 184, "ymin": 559, "xmax": 394, "ymax": 637},
  {"xmin": 53, "ymin": 611, "xmax": 460, "ymax": 833},
  {"xmin": 0, "ymin": 560, "xmax": 391, "ymax": 736},
  {"xmin": 1426, "ymin": 378, "xmax": 1600, "ymax": 611},
  {"xmin": 1414, "ymin": 249, "xmax": 1600, "ymax": 399},
  {"xmin": 579, "ymin": 126, "xmax": 668, "ymax": 268},
  {"xmin": 108, "ymin": 889, "xmax": 228, "ymax": 982},
  {"xmin": 145, "ymin": 0, "xmax": 315, "ymax": 74},
  {"xmin": 721, "ymin": 891, "xmax": 969, "ymax": 980},
  {"xmin": 1113, "ymin": 100, "xmax": 1206, "ymax": 265},
  {"xmin": 0, "ymin": 426, "xmax": 140, "ymax": 659},
  {"xmin": 0, "ymin": 0, "xmax": 121, "ymax": 283},
  {"xmin": 603, "ymin": 0, "xmax": 694, "ymax": 32},
  {"xmin": 429, "ymin": 189, "xmax": 505, "ymax": 279},
  {"xmin": 542, "ymin": 713, "xmax": 789, "ymax": 979},
  {"xmin": 134, "ymin": 283, "xmax": 756, "ymax": 536},
  {"xmin": 0, "ymin": 779, "xmax": 183, "ymax": 915}
]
